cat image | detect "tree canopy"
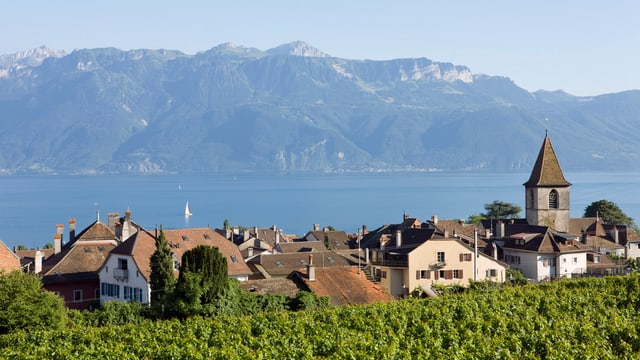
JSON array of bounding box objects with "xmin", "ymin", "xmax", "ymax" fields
[
  {"xmin": 149, "ymin": 227, "xmax": 176, "ymax": 307},
  {"xmin": 584, "ymin": 199, "xmax": 635, "ymax": 226},
  {"xmin": 0, "ymin": 271, "xmax": 66, "ymax": 334},
  {"xmin": 481, "ymin": 200, "xmax": 522, "ymax": 220}
]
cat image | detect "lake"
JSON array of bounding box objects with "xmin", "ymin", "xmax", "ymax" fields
[{"xmin": 1, "ymin": 171, "xmax": 638, "ymax": 249}]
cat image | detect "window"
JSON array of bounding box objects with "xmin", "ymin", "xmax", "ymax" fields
[
  {"xmin": 101, "ymin": 283, "xmax": 120, "ymax": 297},
  {"xmin": 94, "ymin": 288, "xmax": 100, "ymax": 301},
  {"xmin": 381, "ymin": 271, "xmax": 387, "ymax": 279},
  {"xmin": 549, "ymin": 189, "xmax": 559, "ymax": 209},
  {"xmin": 594, "ymin": 256, "xmax": 601, "ymax": 264},
  {"xmin": 417, "ymin": 270, "xmax": 430, "ymax": 279},
  {"xmin": 439, "ymin": 270, "xmax": 446, "ymax": 279},
  {"xmin": 73, "ymin": 289, "xmax": 83, "ymax": 302},
  {"xmin": 486, "ymin": 269, "xmax": 497, "ymax": 277},
  {"xmin": 460, "ymin": 253, "xmax": 472, "ymax": 262},
  {"xmin": 453, "ymin": 269, "xmax": 463, "ymax": 279},
  {"xmin": 124, "ymin": 286, "xmax": 132, "ymax": 300},
  {"xmin": 573, "ymin": 257, "xmax": 578, "ymax": 263},
  {"xmin": 117, "ymin": 258, "xmax": 128, "ymax": 270},
  {"xmin": 230, "ymin": 255, "xmax": 238, "ymax": 264},
  {"xmin": 506, "ymin": 255, "xmax": 521, "ymax": 264},
  {"xmin": 437, "ymin": 251, "xmax": 446, "ymax": 263}
]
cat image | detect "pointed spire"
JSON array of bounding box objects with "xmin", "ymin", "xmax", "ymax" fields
[{"xmin": 524, "ymin": 133, "xmax": 571, "ymax": 187}]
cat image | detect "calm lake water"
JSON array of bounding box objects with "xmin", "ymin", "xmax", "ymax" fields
[{"xmin": 1, "ymin": 172, "xmax": 638, "ymax": 249}]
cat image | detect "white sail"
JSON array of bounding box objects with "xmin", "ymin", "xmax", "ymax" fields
[{"xmin": 184, "ymin": 201, "xmax": 192, "ymax": 216}]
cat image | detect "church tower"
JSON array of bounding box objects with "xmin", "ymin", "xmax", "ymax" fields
[{"xmin": 523, "ymin": 132, "xmax": 571, "ymax": 232}]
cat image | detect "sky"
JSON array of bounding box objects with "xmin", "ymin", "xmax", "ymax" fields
[{"xmin": 2, "ymin": 0, "xmax": 638, "ymax": 96}]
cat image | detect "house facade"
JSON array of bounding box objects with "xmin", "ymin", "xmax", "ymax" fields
[
  {"xmin": 0, "ymin": 240, "xmax": 21, "ymax": 273},
  {"xmin": 371, "ymin": 236, "xmax": 508, "ymax": 298},
  {"xmin": 99, "ymin": 227, "xmax": 251, "ymax": 305}
]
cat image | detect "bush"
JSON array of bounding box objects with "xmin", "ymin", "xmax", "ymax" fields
[{"xmin": 0, "ymin": 271, "xmax": 67, "ymax": 334}]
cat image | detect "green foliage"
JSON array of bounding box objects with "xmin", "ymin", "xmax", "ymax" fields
[
  {"xmin": 323, "ymin": 234, "xmax": 331, "ymax": 250},
  {"xmin": 6, "ymin": 276, "xmax": 640, "ymax": 358},
  {"xmin": 466, "ymin": 213, "xmax": 486, "ymax": 225},
  {"xmin": 482, "ymin": 200, "xmax": 522, "ymax": 219},
  {"xmin": 290, "ymin": 291, "xmax": 330, "ymax": 311},
  {"xmin": 584, "ymin": 199, "xmax": 635, "ymax": 226},
  {"xmin": 43, "ymin": 242, "xmax": 54, "ymax": 249},
  {"xmin": 174, "ymin": 245, "xmax": 228, "ymax": 317},
  {"xmin": 149, "ymin": 227, "xmax": 176, "ymax": 308},
  {"xmin": 223, "ymin": 218, "xmax": 230, "ymax": 230},
  {"xmin": 16, "ymin": 244, "xmax": 26, "ymax": 250},
  {"xmin": 506, "ymin": 268, "xmax": 528, "ymax": 285},
  {"xmin": 0, "ymin": 271, "xmax": 67, "ymax": 334}
]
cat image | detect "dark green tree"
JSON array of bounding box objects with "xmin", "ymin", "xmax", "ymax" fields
[
  {"xmin": 223, "ymin": 218, "xmax": 230, "ymax": 230},
  {"xmin": 174, "ymin": 245, "xmax": 228, "ymax": 317},
  {"xmin": 466, "ymin": 213, "xmax": 486, "ymax": 225},
  {"xmin": 482, "ymin": 200, "xmax": 522, "ymax": 220},
  {"xmin": 149, "ymin": 227, "xmax": 176, "ymax": 307},
  {"xmin": 0, "ymin": 271, "xmax": 67, "ymax": 334},
  {"xmin": 584, "ymin": 199, "xmax": 635, "ymax": 226},
  {"xmin": 43, "ymin": 242, "xmax": 54, "ymax": 249}
]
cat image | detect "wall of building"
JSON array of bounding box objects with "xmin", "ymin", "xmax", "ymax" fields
[{"xmin": 99, "ymin": 255, "xmax": 151, "ymax": 305}]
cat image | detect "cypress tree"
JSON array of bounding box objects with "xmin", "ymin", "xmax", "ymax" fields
[
  {"xmin": 176, "ymin": 245, "xmax": 228, "ymax": 309},
  {"xmin": 149, "ymin": 227, "xmax": 176, "ymax": 305}
]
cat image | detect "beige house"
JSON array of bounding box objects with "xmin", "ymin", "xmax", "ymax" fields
[{"xmin": 370, "ymin": 235, "xmax": 508, "ymax": 298}]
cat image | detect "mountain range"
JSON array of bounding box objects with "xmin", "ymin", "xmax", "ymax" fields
[{"xmin": 1, "ymin": 42, "xmax": 638, "ymax": 175}]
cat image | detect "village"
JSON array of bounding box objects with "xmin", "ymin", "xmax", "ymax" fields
[{"xmin": 1, "ymin": 133, "xmax": 638, "ymax": 310}]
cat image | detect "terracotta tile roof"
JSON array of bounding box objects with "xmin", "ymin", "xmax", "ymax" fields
[
  {"xmin": 0, "ymin": 240, "xmax": 21, "ymax": 272},
  {"xmin": 238, "ymin": 278, "xmax": 303, "ymax": 298},
  {"xmin": 523, "ymin": 134, "xmax": 571, "ymax": 187},
  {"xmin": 44, "ymin": 241, "xmax": 117, "ymax": 276},
  {"xmin": 15, "ymin": 248, "xmax": 55, "ymax": 261},
  {"xmin": 278, "ymin": 241, "xmax": 328, "ymax": 253},
  {"xmin": 163, "ymin": 228, "xmax": 251, "ymax": 277},
  {"xmin": 253, "ymin": 251, "xmax": 354, "ymax": 277},
  {"xmin": 502, "ymin": 228, "xmax": 589, "ymax": 254},
  {"xmin": 74, "ymin": 221, "xmax": 117, "ymax": 241},
  {"xmin": 305, "ymin": 231, "xmax": 351, "ymax": 250},
  {"xmin": 110, "ymin": 229, "xmax": 157, "ymax": 281},
  {"xmin": 295, "ymin": 266, "xmax": 393, "ymax": 306}
]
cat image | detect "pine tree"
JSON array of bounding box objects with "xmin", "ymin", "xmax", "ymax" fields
[{"xmin": 149, "ymin": 227, "xmax": 176, "ymax": 306}]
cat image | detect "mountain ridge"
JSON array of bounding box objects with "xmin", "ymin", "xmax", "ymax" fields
[{"xmin": 0, "ymin": 43, "xmax": 638, "ymax": 175}]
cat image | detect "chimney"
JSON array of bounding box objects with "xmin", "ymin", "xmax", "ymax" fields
[
  {"xmin": 272, "ymin": 224, "xmax": 277, "ymax": 231},
  {"xmin": 395, "ymin": 229, "xmax": 402, "ymax": 247},
  {"xmin": 122, "ymin": 209, "xmax": 133, "ymax": 241},
  {"xmin": 68, "ymin": 218, "xmax": 76, "ymax": 243},
  {"xmin": 443, "ymin": 229, "xmax": 449, "ymax": 238},
  {"xmin": 247, "ymin": 247, "xmax": 254, "ymax": 257},
  {"xmin": 614, "ymin": 227, "xmax": 619, "ymax": 244},
  {"xmin": 243, "ymin": 229, "xmax": 250, "ymax": 241},
  {"xmin": 34, "ymin": 250, "xmax": 44, "ymax": 274},
  {"xmin": 496, "ymin": 221, "xmax": 505, "ymax": 239},
  {"xmin": 275, "ymin": 230, "xmax": 280, "ymax": 245},
  {"xmin": 54, "ymin": 233, "xmax": 62, "ymax": 255},
  {"xmin": 233, "ymin": 226, "xmax": 240, "ymax": 235},
  {"xmin": 108, "ymin": 212, "xmax": 119, "ymax": 228},
  {"xmin": 307, "ymin": 254, "xmax": 316, "ymax": 281},
  {"xmin": 492, "ymin": 242, "xmax": 498, "ymax": 260},
  {"xmin": 362, "ymin": 224, "xmax": 368, "ymax": 235},
  {"xmin": 313, "ymin": 224, "xmax": 320, "ymax": 231},
  {"xmin": 432, "ymin": 215, "xmax": 439, "ymax": 224},
  {"xmin": 225, "ymin": 228, "xmax": 232, "ymax": 240},
  {"xmin": 254, "ymin": 226, "xmax": 259, "ymax": 238},
  {"xmin": 403, "ymin": 212, "xmax": 409, "ymax": 220}
]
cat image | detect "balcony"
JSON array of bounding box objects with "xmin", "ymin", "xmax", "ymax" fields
[
  {"xmin": 113, "ymin": 268, "xmax": 129, "ymax": 281},
  {"xmin": 432, "ymin": 261, "xmax": 446, "ymax": 268}
]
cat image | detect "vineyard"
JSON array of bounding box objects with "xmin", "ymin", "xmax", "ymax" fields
[{"xmin": 2, "ymin": 275, "xmax": 640, "ymax": 359}]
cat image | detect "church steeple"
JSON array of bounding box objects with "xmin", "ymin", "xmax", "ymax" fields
[
  {"xmin": 524, "ymin": 133, "xmax": 571, "ymax": 232},
  {"xmin": 524, "ymin": 133, "xmax": 571, "ymax": 187}
]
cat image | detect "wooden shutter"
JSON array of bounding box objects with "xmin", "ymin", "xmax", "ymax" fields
[
  {"xmin": 459, "ymin": 253, "xmax": 464, "ymax": 261},
  {"xmin": 459, "ymin": 269, "xmax": 464, "ymax": 278},
  {"xmin": 416, "ymin": 270, "xmax": 420, "ymax": 280}
]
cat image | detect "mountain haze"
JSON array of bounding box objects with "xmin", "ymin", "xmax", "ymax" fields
[{"xmin": 0, "ymin": 42, "xmax": 638, "ymax": 174}]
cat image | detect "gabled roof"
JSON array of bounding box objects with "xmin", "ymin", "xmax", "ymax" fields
[
  {"xmin": 253, "ymin": 251, "xmax": 353, "ymax": 277},
  {"xmin": 502, "ymin": 228, "xmax": 588, "ymax": 254},
  {"xmin": 163, "ymin": 228, "xmax": 251, "ymax": 277},
  {"xmin": 109, "ymin": 229, "xmax": 157, "ymax": 281},
  {"xmin": 43, "ymin": 241, "xmax": 117, "ymax": 277},
  {"xmin": 0, "ymin": 240, "xmax": 21, "ymax": 272},
  {"xmin": 523, "ymin": 133, "xmax": 571, "ymax": 187},
  {"xmin": 278, "ymin": 241, "xmax": 328, "ymax": 253},
  {"xmin": 305, "ymin": 231, "xmax": 351, "ymax": 250},
  {"xmin": 73, "ymin": 221, "xmax": 118, "ymax": 242},
  {"xmin": 294, "ymin": 266, "xmax": 394, "ymax": 306}
]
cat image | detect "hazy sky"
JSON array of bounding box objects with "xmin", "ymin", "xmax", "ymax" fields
[{"xmin": 2, "ymin": 1, "xmax": 638, "ymax": 96}]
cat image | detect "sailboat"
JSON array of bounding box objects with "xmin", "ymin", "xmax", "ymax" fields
[{"xmin": 184, "ymin": 201, "xmax": 192, "ymax": 216}]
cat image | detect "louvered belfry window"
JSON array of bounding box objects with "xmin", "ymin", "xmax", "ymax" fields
[{"xmin": 549, "ymin": 189, "xmax": 559, "ymax": 209}]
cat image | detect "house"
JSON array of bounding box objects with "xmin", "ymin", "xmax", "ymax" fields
[
  {"xmin": 98, "ymin": 227, "xmax": 251, "ymax": 305},
  {"xmin": 249, "ymin": 250, "xmax": 354, "ymax": 279},
  {"xmin": 369, "ymin": 229, "xmax": 508, "ymax": 298},
  {"xmin": 41, "ymin": 219, "xmax": 121, "ymax": 310},
  {"xmin": 0, "ymin": 240, "xmax": 21, "ymax": 273},
  {"xmin": 36, "ymin": 210, "xmax": 144, "ymax": 309},
  {"xmin": 233, "ymin": 225, "xmax": 290, "ymax": 258},
  {"xmin": 14, "ymin": 247, "xmax": 55, "ymax": 273},
  {"xmin": 500, "ymin": 226, "xmax": 589, "ymax": 281}
]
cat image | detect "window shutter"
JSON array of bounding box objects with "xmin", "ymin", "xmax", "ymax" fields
[
  {"xmin": 435, "ymin": 271, "xmax": 439, "ymax": 280},
  {"xmin": 416, "ymin": 270, "xmax": 420, "ymax": 280},
  {"xmin": 459, "ymin": 253, "xmax": 464, "ymax": 261},
  {"xmin": 446, "ymin": 270, "xmax": 453, "ymax": 279},
  {"xmin": 426, "ymin": 271, "xmax": 430, "ymax": 279},
  {"xmin": 459, "ymin": 269, "xmax": 464, "ymax": 278}
]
